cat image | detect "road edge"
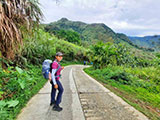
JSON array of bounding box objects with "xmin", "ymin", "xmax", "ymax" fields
[
  {"xmin": 69, "ymin": 68, "xmax": 85, "ymax": 120},
  {"xmin": 81, "ymin": 66, "xmax": 149, "ymax": 120}
]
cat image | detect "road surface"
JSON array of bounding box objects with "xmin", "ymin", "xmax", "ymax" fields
[{"xmin": 17, "ymin": 65, "xmax": 148, "ymax": 120}]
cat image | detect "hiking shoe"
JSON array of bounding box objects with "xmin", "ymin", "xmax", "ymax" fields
[
  {"xmin": 53, "ymin": 104, "xmax": 63, "ymax": 112},
  {"xmin": 50, "ymin": 101, "xmax": 56, "ymax": 106}
]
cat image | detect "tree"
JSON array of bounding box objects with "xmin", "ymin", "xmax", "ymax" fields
[
  {"xmin": 0, "ymin": 0, "xmax": 43, "ymax": 61},
  {"xmin": 54, "ymin": 30, "xmax": 81, "ymax": 44}
]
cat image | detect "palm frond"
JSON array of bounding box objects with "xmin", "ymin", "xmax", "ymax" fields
[{"xmin": 0, "ymin": 0, "xmax": 43, "ymax": 60}]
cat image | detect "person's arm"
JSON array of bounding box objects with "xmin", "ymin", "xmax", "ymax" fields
[
  {"xmin": 48, "ymin": 72, "xmax": 51, "ymax": 81},
  {"xmin": 51, "ymin": 69, "xmax": 57, "ymax": 85}
]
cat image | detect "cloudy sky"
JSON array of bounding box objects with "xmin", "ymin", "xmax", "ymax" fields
[{"xmin": 39, "ymin": 0, "xmax": 160, "ymax": 37}]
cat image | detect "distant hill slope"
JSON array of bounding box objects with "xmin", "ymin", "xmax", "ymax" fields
[
  {"xmin": 128, "ymin": 35, "xmax": 160, "ymax": 51},
  {"xmin": 45, "ymin": 18, "xmax": 120, "ymax": 43},
  {"xmin": 44, "ymin": 18, "xmax": 156, "ymax": 51}
]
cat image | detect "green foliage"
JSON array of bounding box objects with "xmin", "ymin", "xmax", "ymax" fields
[
  {"xmin": 7, "ymin": 100, "xmax": 19, "ymax": 108},
  {"xmin": 16, "ymin": 28, "xmax": 87, "ymax": 67},
  {"xmin": 117, "ymin": 33, "xmax": 155, "ymax": 51},
  {"xmin": 52, "ymin": 29, "xmax": 81, "ymax": 44},
  {"xmin": 84, "ymin": 65, "xmax": 160, "ymax": 98},
  {"xmin": 155, "ymin": 52, "xmax": 160, "ymax": 58},
  {"xmin": 84, "ymin": 66, "xmax": 160, "ymax": 119},
  {"xmin": 44, "ymin": 18, "xmax": 159, "ymax": 52},
  {"xmin": 61, "ymin": 60, "xmax": 83, "ymax": 66},
  {"xmin": 2, "ymin": 16, "xmax": 159, "ymax": 120},
  {"xmin": 0, "ymin": 65, "xmax": 46, "ymax": 120},
  {"xmin": 125, "ymin": 66, "xmax": 160, "ymax": 91},
  {"xmin": 45, "ymin": 18, "xmax": 124, "ymax": 45},
  {"xmin": 0, "ymin": 0, "xmax": 43, "ymax": 60},
  {"xmin": 51, "ymin": 37, "xmax": 87, "ymax": 61},
  {"xmin": 20, "ymin": 29, "xmax": 56, "ymax": 65},
  {"xmin": 87, "ymin": 42, "xmax": 116, "ymax": 69},
  {"xmin": 85, "ymin": 65, "xmax": 160, "ymax": 94},
  {"xmin": 84, "ymin": 66, "xmax": 134, "ymax": 85},
  {"xmin": 88, "ymin": 42, "xmax": 159, "ymax": 69},
  {"xmin": 129, "ymin": 35, "xmax": 160, "ymax": 51}
]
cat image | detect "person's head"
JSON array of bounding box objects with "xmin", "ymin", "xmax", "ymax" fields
[{"xmin": 55, "ymin": 52, "xmax": 63, "ymax": 62}]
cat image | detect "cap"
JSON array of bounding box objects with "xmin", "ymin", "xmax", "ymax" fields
[{"xmin": 55, "ymin": 52, "xmax": 63, "ymax": 56}]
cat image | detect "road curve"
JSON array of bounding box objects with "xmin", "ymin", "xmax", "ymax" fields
[{"xmin": 17, "ymin": 65, "xmax": 148, "ymax": 120}]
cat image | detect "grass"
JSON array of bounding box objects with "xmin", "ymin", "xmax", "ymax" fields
[{"xmin": 84, "ymin": 66, "xmax": 160, "ymax": 120}]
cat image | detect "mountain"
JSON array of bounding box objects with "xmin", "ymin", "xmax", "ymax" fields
[
  {"xmin": 45, "ymin": 18, "xmax": 120, "ymax": 44},
  {"xmin": 128, "ymin": 35, "xmax": 160, "ymax": 51},
  {"xmin": 44, "ymin": 18, "xmax": 156, "ymax": 51}
]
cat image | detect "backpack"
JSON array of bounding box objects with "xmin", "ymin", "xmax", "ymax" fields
[
  {"xmin": 42, "ymin": 59, "xmax": 52, "ymax": 79},
  {"xmin": 42, "ymin": 59, "xmax": 61, "ymax": 79}
]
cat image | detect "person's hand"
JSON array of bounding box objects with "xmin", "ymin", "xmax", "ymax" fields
[
  {"xmin": 61, "ymin": 66, "xmax": 64, "ymax": 70},
  {"xmin": 48, "ymin": 78, "xmax": 51, "ymax": 82},
  {"xmin": 54, "ymin": 84, "xmax": 58, "ymax": 89}
]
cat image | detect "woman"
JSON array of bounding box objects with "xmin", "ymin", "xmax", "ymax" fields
[{"xmin": 49, "ymin": 52, "xmax": 64, "ymax": 112}]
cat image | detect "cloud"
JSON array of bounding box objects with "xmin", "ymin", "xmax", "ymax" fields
[{"xmin": 39, "ymin": 0, "xmax": 160, "ymax": 36}]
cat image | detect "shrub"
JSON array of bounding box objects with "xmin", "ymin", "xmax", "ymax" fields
[
  {"xmin": 0, "ymin": 65, "xmax": 46, "ymax": 120},
  {"xmin": 88, "ymin": 42, "xmax": 159, "ymax": 69}
]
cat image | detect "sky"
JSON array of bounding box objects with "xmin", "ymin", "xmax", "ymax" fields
[{"xmin": 39, "ymin": 0, "xmax": 160, "ymax": 37}]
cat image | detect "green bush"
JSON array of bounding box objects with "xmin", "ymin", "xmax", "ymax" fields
[
  {"xmin": 84, "ymin": 65, "xmax": 160, "ymax": 119},
  {"xmin": 85, "ymin": 66, "xmax": 134, "ymax": 85},
  {"xmin": 54, "ymin": 39, "xmax": 87, "ymax": 61},
  {"xmin": 52, "ymin": 29, "xmax": 81, "ymax": 45},
  {"xmin": 20, "ymin": 29, "xmax": 56, "ymax": 65},
  {"xmin": 125, "ymin": 66, "xmax": 160, "ymax": 93},
  {"xmin": 17, "ymin": 28, "xmax": 87, "ymax": 66},
  {"xmin": 0, "ymin": 65, "xmax": 46, "ymax": 120},
  {"xmin": 85, "ymin": 65, "xmax": 160, "ymax": 93},
  {"xmin": 87, "ymin": 42, "xmax": 159, "ymax": 69}
]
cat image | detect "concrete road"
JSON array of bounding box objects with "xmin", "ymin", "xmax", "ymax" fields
[{"xmin": 17, "ymin": 65, "xmax": 148, "ymax": 120}]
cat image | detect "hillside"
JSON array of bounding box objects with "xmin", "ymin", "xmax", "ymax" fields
[
  {"xmin": 45, "ymin": 18, "xmax": 157, "ymax": 52},
  {"xmin": 129, "ymin": 35, "xmax": 160, "ymax": 51},
  {"xmin": 45, "ymin": 18, "xmax": 126, "ymax": 44}
]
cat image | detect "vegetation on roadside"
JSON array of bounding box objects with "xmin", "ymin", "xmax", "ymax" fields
[
  {"xmin": 13, "ymin": 28, "xmax": 87, "ymax": 67},
  {"xmin": 0, "ymin": 65, "xmax": 46, "ymax": 120},
  {"xmin": 1, "ymin": 1, "xmax": 160, "ymax": 120},
  {"xmin": 84, "ymin": 66, "xmax": 160, "ymax": 120},
  {"xmin": 0, "ymin": 27, "xmax": 87, "ymax": 119},
  {"xmin": 86, "ymin": 42, "xmax": 159, "ymax": 69},
  {"xmin": 0, "ymin": 1, "xmax": 45, "ymax": 119},
  {"xmin": 0, "ymin": 0, "xmax": 43, "ymax": 61},
  {"xmin": 84, "ymin": 41, "xmax": 160, "ymax": 120}
]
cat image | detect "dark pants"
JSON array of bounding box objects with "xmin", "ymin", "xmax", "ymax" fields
[{"xmin": 50, "ymin": 80, "xmax": 64, "ymax": 105}]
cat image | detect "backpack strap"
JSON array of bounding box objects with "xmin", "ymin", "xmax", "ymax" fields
[
  {"xmin": 55, "ymin": 65, "xmax": 60, "ymax": 73},
  {"xmin": 55, "ymin": 64, "xmax": 61, "ymax": 78},
  {"xmin": 50, "ymin": 60, "xmax": 61, "ymax": 78}
]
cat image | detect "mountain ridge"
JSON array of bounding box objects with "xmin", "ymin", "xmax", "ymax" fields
[
  {"xmin": 45, "ymin": 18, "xmax": 159, "ymax": 51},
  {"xmin": 128, "ymin": 35, "xmax": 160, "ymax": 51},
  {"xmin": 45, "ymin": 18, "xmax": 119, "ymax": 43}
]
